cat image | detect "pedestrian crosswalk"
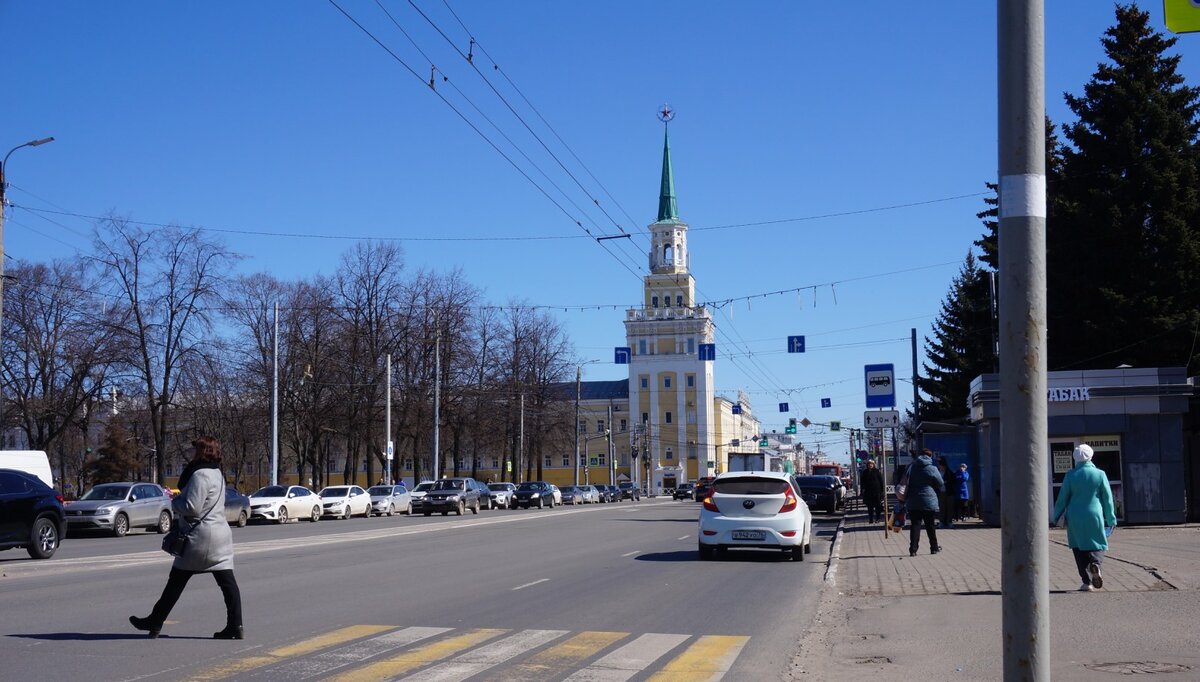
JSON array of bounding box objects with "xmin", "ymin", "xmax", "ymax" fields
[{"xmin": 186, "ymin": 624, "xmax": 750, "ymax": 681}]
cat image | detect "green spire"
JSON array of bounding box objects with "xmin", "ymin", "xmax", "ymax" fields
[{"xmin": 656, "ymin": 127, "xmax": 679, "ymax": 223}]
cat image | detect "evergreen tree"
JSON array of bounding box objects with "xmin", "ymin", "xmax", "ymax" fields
[
  {"xmin": 918, "ymin": 252, "xmax": 994, "ymax": 423},
  {"xmin": 84, "ymin": 424, "xmax": 141, "ymax": 484},
  {"xmin": 1052, "ymin": 4, "xmax": 1200, "ymax": 370}
]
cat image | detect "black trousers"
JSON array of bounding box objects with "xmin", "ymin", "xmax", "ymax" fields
[
  {"xmin": 864, "ymin": 497, "xmax": 884, "ymax": 523},
  {"xmin": 1072, "ymin": 548, "xmax": 1105, "ymax": 585},
  {"xmin": 909, "ymin": 510, "xmax": 939, "ymax": 552},
  {"xmin": 148, "ymin": 567, "xmax": 242, "ymax": 629}
]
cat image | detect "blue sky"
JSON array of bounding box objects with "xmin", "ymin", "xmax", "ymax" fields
[{"xmin": 2, "ymin": 2, "xmax": 1192, "ymax": 462}]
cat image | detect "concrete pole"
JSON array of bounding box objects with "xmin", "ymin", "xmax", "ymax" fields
[
  {"xmin": 385, "ymin": 353, "xmax": 392, "ymax": 485},
  {"xmin": 607, "ymin": 403, "xmax": 614, "ymax": 485},
  {"xmin": 271, "ymin": 302, "xmax": 279, "ymax": 487},
  {"xmin": 574, "ymin": 366, "xmax": 581, "ymax": 486},
  {"xmin": 998, "ymin": 1, "xmax": 1049, "ymax": 679},
  {"xmin": 518, "ymin": 392, "xmax": 524, "ymax": 484},
  {"xmin": 433, "ymin": 325, "xmax": 441, "ymax": 480}
]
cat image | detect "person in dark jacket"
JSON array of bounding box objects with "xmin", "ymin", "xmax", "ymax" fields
[
  {"xmin": 130, "ymin": 436, "xmax": 243, "ymax": 639},
  {"xmin": 936, "ymin": 459, "xmax": 954, "ymax": 528},
  {"xmin": 905, "ymin": 449, "xmax": 945, "ymax": 556},
  {"xmin": 859, "ymin": 460, "xmax": 885, "ymax": 523}
]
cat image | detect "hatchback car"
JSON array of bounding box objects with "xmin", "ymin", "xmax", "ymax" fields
[
  {"xmin": 66, "ymin": 482, "xmax": 173, "ymax": 537},
  {"xmin": 0, "ymin": 469, "xmax": 66, "ymax": 559},
  {"xmin": 791, "ymin": 475, "xmax": 841, "ymax": 514},
  {"xmin": 487, "ymin": 482, "xmax": 516, "ymax": 509},
  {"xmin": 318, "ymin": 485, "xmax": 372, "ymax": 519},
  {"xmin": 673, "ymin": 482, "xmax": 696, "ymax": 500},
  {"xmin": 698, "ymin": 471, "xmax": 813, "ymax": 561},
  {"xmin": 224, "ymin": 487, "xmax": 251, "ymax": 527},
  {"xmin": 512, "ymin": 481, "xmax": 557, "ymax": 509},
  {"xmin": 367, "ymin": 484, "xmax": 412, "ymax": 516},
  {"xmin": 249, "ymin": 485, "xmax": 322, "ymax": 523}
]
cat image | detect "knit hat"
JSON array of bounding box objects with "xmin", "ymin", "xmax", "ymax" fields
[{"xmin": 1072, "ymin": 444, "xmax": 1094, "ymax": 463}]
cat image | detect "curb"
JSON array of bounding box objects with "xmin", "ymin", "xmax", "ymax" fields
[{"xmin": 822, "ymin": 514, "xmax": 847, "ymax": 584}]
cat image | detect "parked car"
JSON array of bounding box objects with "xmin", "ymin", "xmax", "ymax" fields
[
  {"xmin": 618, "ymin": 481, "xmax": 642, "ymax": 501},
  {"xmin": 318, "ymin": 485, "xmax": 372, "ymax": 519},
  {"xmin": 595, "ymin": 484, "xmax": 619, "ymax": 503},
  {"xmin": 693, "ymin": 476, "xmax": 716, "ymax": 501},
  {"xmin": 560, "ymin": 486, "xmax": 584, "ymax": 505},
  {"xmin": 409, "ymin": 481, "xmax": 435, "ymax": 505},
  {"xmin": 576, "ymin": 484, "xmax": 599, "ymax": 504},
  {"xmin": 791, "ymin": 475, "xmax": 841, "ymax": 514},
  {"xmin": 0, "ymin": 468, "xmax": 66, "ymax": 559},
  {"xmin": 65, "ymin": 482, "xmax": 173, "ymax": 537},
  {"xmin": 249, "ymin": 485, "xmax": 322, "ymax": 524},
  {"xmin": 673, "ymin": 482, "xmax": 696, "ymax": 500},
  {"xmin": 473, "ymin": 480, "xmax": 494, "ymax": 510},
  {"xmin": 512, "ymin": 481, "xmax": 557, "ymax": 509},
  {"xmin": 698, "ymin": 471, "xmax": 813, "ymax": 561},
  {"xmin": 224, "ymin": 487, "xmax": 251, "ymax": 527},
  {"xmin": 419, "ymin": 477, "xmax": 481, "ymax": 516},
  {"xmin": 367, "ymin": 484, "xmax": 412, "ymax": 516},
  {"xmin": 487, "ymin": 482, "xmax": 516, "ymax": 509}
]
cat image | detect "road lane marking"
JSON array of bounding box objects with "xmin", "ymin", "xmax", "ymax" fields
[
  {"xmin": 621, "ymin": 551, "xmax": 639, "ymax": 557},
  {"xmin": 563, "ymin": 633, "xmax": 690, "ymax": 682},
  {"xmin": 476, "ymin": 631, "xmax": 628, "ymax": 682},
  {"xmin": 645, "ymin": 634, "xmax": 750, "ymax": 681},
  {"xmin": 263, "ymin": 626, "xmax": 451, "ymax": 678},
  {"xmin": 396, "ymin": 629, "xmax": 568, "ymax": 681},
  {"xmin": 677, "ymin": 536, "xmax": 690, "ymax": 541},
  {"xmin": 511, "ymin": 578, "xmax": 550, "ymax": 591},
  {"xmin": 325, "ymin": 628, "xmax": 506, "ymax": 682},
  {"xmin": 187, "ymin": 624, "xmax": 393, "ymax": 681}
]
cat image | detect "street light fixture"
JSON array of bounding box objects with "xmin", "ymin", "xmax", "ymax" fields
[{"xmin": 0, "ymin": 136, "xmax": 55, "ymax": 432}]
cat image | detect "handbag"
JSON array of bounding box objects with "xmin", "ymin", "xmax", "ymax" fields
[
  {"xmin": 895, "ymin": 465, "xmax": 911, "ymax": 502},
  {"xmin": 161, "ymin": 487, "xmax": 218, "ymax": 557}
]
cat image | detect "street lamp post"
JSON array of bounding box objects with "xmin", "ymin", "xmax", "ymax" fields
[{"xmin": 0, "ymin": 137, "xmax": 54, "ymax": 432}]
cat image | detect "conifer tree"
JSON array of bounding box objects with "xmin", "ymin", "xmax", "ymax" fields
[
  {"xmin": 84, "ymin": 424, "xmax": 141, "ymax": 484},
  {"xmin": 918, "ymin": 252, "xmax": 994, "ymax": 423}
]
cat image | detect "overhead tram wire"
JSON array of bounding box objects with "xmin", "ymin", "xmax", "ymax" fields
[{"xmin": 326, "ymin": 0, "xmax": 643, "ymax": 282}]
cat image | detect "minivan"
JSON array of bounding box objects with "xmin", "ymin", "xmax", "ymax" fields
[{"xmin": 0, "ymin": 451, "xmax": 53, "ymax": 488}]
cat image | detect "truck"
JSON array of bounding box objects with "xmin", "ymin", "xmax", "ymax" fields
[
  {"xmin": 727, "ymin": 452, "xmax": 767, "ymax": 472},
  {"xmin": 812, "ymin": 463, "xmax": 853, "ymax": 490}
]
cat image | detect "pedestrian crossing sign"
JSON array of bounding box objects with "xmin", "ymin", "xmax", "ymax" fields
[{"xmin": 1165, "ymin": 0, "xmax": 1200, "ymax": 33}]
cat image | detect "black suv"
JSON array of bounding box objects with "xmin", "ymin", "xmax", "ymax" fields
[
  {"xmin": 0, "ymin": 469, "xmax": 66, "ymax": 559},
  {"xmin": 618, "ymin": 482, "xmax": 641, "ymax": 501},
  {"xmin": 419, "ymin": 477, "xmax": 481, "ymax": 516},
  {"xmin": 673, "ymin": 482, "xmax": 695, "ymax": 500}
]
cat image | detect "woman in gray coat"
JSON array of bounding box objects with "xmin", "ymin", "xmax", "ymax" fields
[
  {"xmin": 906, "ymin": 449, "xmax": 946, "ymax": 556},
  {"xmin": 130, "ymin": 436, "xmax": 243, "ymax": 639}
]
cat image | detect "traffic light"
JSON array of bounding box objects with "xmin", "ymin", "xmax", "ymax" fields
[{"xmin": 786, "ymin": 417, "xmax": 797, "ymax": 434}]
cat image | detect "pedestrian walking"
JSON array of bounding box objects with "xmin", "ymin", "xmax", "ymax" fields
[
  {"xmin": 130, "ymin": 436, "xmax": 244, "ymax": 639},
  {"xmin": 1052, "ymin": 444, "xmax": 1117, "ymax": 592},
  {"xmin": 905, "ymin": 449, "xmax": 945, "ymax": 556},
  {"xmin": 955, "ymin": 463, "xmax": 971, "ymax": 521},
  {"xmin": 859, "ymin": 460, "xmax": 885, "ymax": 524},
  {"xmin": 936, "ymin": 459, "xmax": 954, "ymax": 528}
]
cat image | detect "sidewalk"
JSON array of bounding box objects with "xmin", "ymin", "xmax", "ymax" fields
[{"xmin": 788, "ymin": 513, "xmax": 1200, "ymax": 681}]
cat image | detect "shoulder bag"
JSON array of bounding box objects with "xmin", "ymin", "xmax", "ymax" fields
[
  {"xmin": 895, "ymin": 465, "xmax": 911, "ymax": 502},
  {"xmin": 162, "ymin": 488, "xmax": 218, "ymax": 557}
]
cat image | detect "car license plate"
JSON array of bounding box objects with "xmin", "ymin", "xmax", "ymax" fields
[{"xmin": 732, "ymin": 530, "xmax": 765, "ymax": 541}]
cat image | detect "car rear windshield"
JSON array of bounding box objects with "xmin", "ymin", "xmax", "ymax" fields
[
  {"xmin": 792, "ymin": 476, "xmax": 834, "ymax": 488},
  {"xmin": 713, "ymin": 477, "xmax": 791, "ymax": 495},
  {"xmin": 367, "ymin": 486, "xmax": 393, "ymax": 495},
  {"xmin": 252, "ymin": 486, "xmax": 287, "ymax": 497},
  {"xmin": 320, "ymin": 487, "xmax": 349, "ymax": 496},
  {"xmin": 81, "ymin": 485, "xmax": 130, "ymax": 500}
]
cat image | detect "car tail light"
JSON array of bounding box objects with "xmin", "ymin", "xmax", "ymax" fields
[
  {"xmin": 780, "ymin": 530, "xmax": 798, "ymax": 537},
  {"xmin": 702, "ymin": 495, "xmax": 720, "ymax": 513},
  {"xmin": 702, "ymin": 529, "xmax": 717, "ymax": 536},
  {"xmin": 55, "ymin": 494, "xmax": 65, "ymax": 503},
  {"xmin": 778, "ymin": 491, "xmax": 798, "ymax": 513}
]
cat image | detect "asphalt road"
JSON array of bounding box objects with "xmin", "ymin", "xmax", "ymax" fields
[{"xmin": 1, "ymin": 498, "xmax": 839, "ymax": 681}]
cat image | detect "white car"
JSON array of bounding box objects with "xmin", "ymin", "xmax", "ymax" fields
[
  {"xmin": 249, "ymin": 485, "xmax": 322, "ymax": 524},
  {"xmin": 318, "ymin": 485, "xmax": 372, "ymax": 519},
  {"xmin": 486, "ymin": 482, "xmax": 515, "ymax": 509},
  {"xmin": 367, "ymin": 484, "xmax": 412, "ymax": 516},
  {"xmin": 697, "ymin": 471, "xmax": 813, "ymax": 561},
  {"xmin": 409, "ymin": 481, "xmax": 434, "ymax": 505}
]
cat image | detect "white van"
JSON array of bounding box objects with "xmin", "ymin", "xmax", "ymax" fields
[{"xmin": 0, "ymin": 450, "xmax": 54, "ymax": 487}]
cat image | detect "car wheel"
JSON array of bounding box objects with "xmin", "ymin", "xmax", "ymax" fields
[
  {"xmin": 537, "ymin": 498, "xmax": 544, "ymax": 509},
  {"xmin": 424, "ymin": 512, "xmax": 431, "ymax": 517},
  {"xmin": 310, "ymin": 505, "xmax": 321, "ymax": 522},
  {"xmin": 277, "ymin": 507, "xmax": 289, "ymax": 524},
  {"xmin": 456, "ymin": 500, "xmax": 465, "ymax": 516},
  {"xmin": 156, "ymin": 511, "xmax": 172, "ymax": 534},
  {"xmin": 805, "ymin": 523, "xmax": 813, "ymax": 553},
  {"xmin": 341, "ymin": 505, "xmax": 350, "ymax": 519},
  {"xmin": 442, "ymin": 511, "xmax": 448, "ymax": 516},
  {"xmin": 826, "ymin": 501, "xmax": 837, "ymax": 515},
  {"xmin": 471, "ymin": 500, "xmax": 479, "ymax": 515},
  {"xmin": 386, "ymin": 504, "xmax": 394, "ymax": 517},
  {"xmin": 405, "ymin": 502, "xmax": 412, "ymax": 515},
  {"xmin": 27, "ymin": 517, "xmax": 59, "ymax": 559},
  {"xmin": 698, "ymin": 543, "xmax": 716, "ymax": 560},
  {"xmin": 113, "ymin": 513, "xmax": 129, "ymax": 537},
  {"xmin": 792, "ymin": 546, "xmax": 805, "ymax": 562},
  {"xmin": 237, "ymin": 510, "xmax": 248, "ymax": 528}
]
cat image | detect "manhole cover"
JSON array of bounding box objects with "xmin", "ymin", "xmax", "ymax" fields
[{"xmin": 1085, "ymin": 661, "xmax": 1193, "ymax": 675}]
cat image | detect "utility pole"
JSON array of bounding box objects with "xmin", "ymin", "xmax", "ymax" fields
[
  {"xmin": 999, "ymin": 1, "xmax": 1049, "ymax": 678},
  {"xmin": 911, "ymin": 328, "xmax": 920, "ymax": 427},
  {"xmin": 574, "ymin": 366, "xmax": 581, "ymax": 486},
  {"xmin": 607, "ymin": 403, "xmax": 614, "ymax": 485},
  {"xmin": 433, "ymin": 323, "xmax": 441, "ymax": 480},
  {"xmin": 518, "ymin": 392, "xmax": 525, "ymax": 485},
  {"xmin": 385, "ymin": 353, "xmax": 392, "ymax": 485},
  {"xmin": 271, "ymin": 302, "xmax": 279, "ymax": 487}
]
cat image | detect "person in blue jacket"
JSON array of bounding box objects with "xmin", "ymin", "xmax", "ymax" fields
[
  {"xmin": 1052, "ymin": 444, "xmax": 1117, "ymax": 591},
  {"xmin": 955, "ymin": 463, "xmax": 971, "ymax": 521}
]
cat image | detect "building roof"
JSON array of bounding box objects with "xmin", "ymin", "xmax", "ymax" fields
[{"xmin": 656, "ymin": 127, "xmax": 681, "ymax": 224}]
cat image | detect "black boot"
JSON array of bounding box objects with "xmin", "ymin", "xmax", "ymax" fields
[
  {"xmin": 129, "ymin": 615, "xmax": 161, "ymax": 639},
  {"xmin": 213, "ymin": 625, "xmax": 244, "ymax": 640}
]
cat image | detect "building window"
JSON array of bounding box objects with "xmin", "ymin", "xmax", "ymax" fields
[
  {"xmin": 598, "ymin": 420, "xmax": 606, "ymax": 434},
  {"xmin": 676, "ymin": 295, "xmax": 683, "ymax": 307},
  {"xmin": 640, "ymin": 375, "xmax": 648, "ymax": 389},
  {"xmin": 642, "ymin": 412, "xmax": 649, "ymax": 424},
  {"xmin": 665, "ymin": 412, "xmax": 673, "ymax": 424},
  {"xmin": 687, "ymin": 373, "xmax": 695, "ymax": 387},
  {"xmin": 652, "ymin": 296, "xmax": 659, "ymax": 308},
  {"xmin": 491, "ymin": 457, "xmax": 499, "ymax": 468},
  {"xmin": 687, "ymin": 338, "xmax": 695, "ymax": 354},
  {"xmin": 620, "ymin": 419, "xmax": 627, "ymax": 432},
  {"xmin": 598, "ymin": 453, "xmax": 607, "ymax": 465},
  {"xmin": 664, "ymin": 295, "xmax": 671, "ymax": 307},
  {"xmin": 688, "ymin": 444, "xmax": 698, "ymax": 459},
  {"xmin": 638, "ymin": 340, "xmax": 647, "ymax": 355},
  {"xmin": 562, "ymin": 454, "xmax": 570, "ymax": 466},
  {"xmin": 664, "ymin": 376, "xmax": 671, "ymax": 388},
  {"xmin": 687, "ymin": 411, "xmax": 697, "ymax": 424},
  {"xmin": 666, "ymin": 448, "xmax": 674, "ymax": 460},
  {"xmin": 578, "ymin": 420, "xmax": 587, "ymax": 434},
  {"xmin": 403, "ymin": 458, "xmax": 413, "ymax": 470},
  {"xmin": 544, "ymin": 455, "xmax": 553, "ymax": 467}
]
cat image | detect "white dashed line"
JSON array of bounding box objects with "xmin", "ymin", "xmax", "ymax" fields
[
  {"xmin": 621, "ymin": 550, "xmax": 639, "ymax": 557},
  {"xmin": 511, "ymin": 578, "xmax": 550, "ymax": 591}
]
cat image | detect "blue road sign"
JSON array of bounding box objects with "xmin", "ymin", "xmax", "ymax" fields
[
  {"xmin": 732, "ymin": 404, "xmax": 742, "ymax": 414},
  {"xmin": 821, "ymin": 398, "xmax": 832, "ymax": 408},
  {"xmin": 779, "ymin": 402, "xmax": 789, "ymax": 412},
  {"xmin": 698, "ymin": 343, "xmax": 716, "ymax": 361},
  {"xmin": 614, "ymin": 347, "xmax": 631, "ymax": 364},
  {"xmin": 787, "ymin": 335, "xmax": 806, "ymax": 353},
  {"xmin": 864, "ymin": 363, "xmax": 896, "ymax": 408}
]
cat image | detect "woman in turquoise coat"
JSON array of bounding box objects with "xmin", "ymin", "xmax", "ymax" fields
[{"xmin": 1052, "ymin": 444, "xmax": 1117, "ymax": 591}]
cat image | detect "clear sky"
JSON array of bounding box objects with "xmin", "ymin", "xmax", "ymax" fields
[{"xmin": 2, "ymin": 2, "xmax": 1192, "ymax": 462}]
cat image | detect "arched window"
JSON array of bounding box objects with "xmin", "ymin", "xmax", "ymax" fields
[{"xmin": 663, "ymin": 244, "xmax": 674, "ymax": 265}]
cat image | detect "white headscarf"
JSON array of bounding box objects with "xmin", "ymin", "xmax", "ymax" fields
[{"xmin": 1072, "ymin": 444, "xmax": 1094, "ymax": 463}]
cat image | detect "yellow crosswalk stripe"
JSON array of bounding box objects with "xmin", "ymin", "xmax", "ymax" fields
[
  {"xmin": 645, "ymin": 635, "xmax": 750, "ymax": 682},
  {"xmin": 324, "ymin": 628, "xmax": 506, "ymax": 682},
  {"xmin": 187, "ymin": 624, "xmax": 394, "ymax": 681},
  {"xmin": 477, "ymin": 631, "xmax": 629, "ymax": 681}
]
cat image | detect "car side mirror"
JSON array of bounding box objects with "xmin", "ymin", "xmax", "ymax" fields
[
  {"xmin": 130, "ymin": 495, "xmax": 138, "ymax": 501},
  {"xmin": 288, "ymin": 493, "xmax": 296, "ymax": 498}
]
